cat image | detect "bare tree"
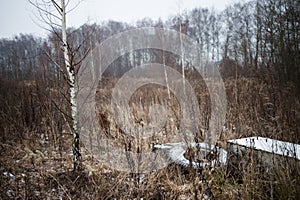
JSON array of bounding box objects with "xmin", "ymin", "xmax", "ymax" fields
[{"xmin": 29, "ymin": 0, "xmax": 89, "ymax": 171}]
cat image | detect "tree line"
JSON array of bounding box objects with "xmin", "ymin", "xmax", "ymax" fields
[{"xmin": 0, "ymin": 0, "xmax": 299, "ymax": 90}]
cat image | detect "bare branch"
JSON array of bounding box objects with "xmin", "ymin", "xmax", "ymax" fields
[
  {"xmin": 44, "ymin": 50, "xmax": 72, "ymax": 86},
  {"xmin": 28, "ymin": 0, "xmax": 61, "ymax": 21},
  {"xmin": 74, "ymin": 47, "xmax": 90, "ymax": 69},
  {"xmin": 51, "ymin": 99, "xmax": 73, "ymax": 120},
  {"xmin": 66, "ymin": 0, "xmax": 81, "ymax": 14},
  {"xmin": 51, "ymin": 0, "xmax": 63, "ymax": 15}
]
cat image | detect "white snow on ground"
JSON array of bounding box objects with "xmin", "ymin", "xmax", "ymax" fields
[
  {"xmin": 153, "ymin": 142, "xmax": 227, "ymax": 168},
  {"xmin": 227, "ymin": 137, "xmax": 300, "ymax": 160}
]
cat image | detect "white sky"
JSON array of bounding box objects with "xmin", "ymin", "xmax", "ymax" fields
[{"xmin": 0, "ymin": 0, "xmax": 236, "ymax": 39}]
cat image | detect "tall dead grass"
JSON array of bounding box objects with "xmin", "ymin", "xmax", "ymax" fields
[{"xmin": 0, "ymin": 69, "xmax": 299, "ymax": 199}]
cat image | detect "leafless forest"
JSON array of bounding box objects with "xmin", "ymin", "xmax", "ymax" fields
[{"xmin": 1, "ymin": 0, "xmax": 300, "ymax": 199}]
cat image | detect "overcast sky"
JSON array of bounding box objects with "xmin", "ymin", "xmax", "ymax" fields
[{"xmin": 0, "ymin": 0, "xmax": 236, "ymax": 39}]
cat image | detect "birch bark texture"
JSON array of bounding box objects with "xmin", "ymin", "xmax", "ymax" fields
[
  {"xmin": 60, "ymin": 0, "xmax": 82, "ymax": 171},
  {"xmin": 29, "ymin": 0, "xmax": 82, "ymax": 170}
]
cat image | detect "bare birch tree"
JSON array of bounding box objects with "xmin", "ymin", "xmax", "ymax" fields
[
  {"xmin": 159, "ymin": 27, "xmax": 171, "ymax": 99},
  {"xmin": 29, "ymin": 0, "xmax": 88, "ymax": 171}
]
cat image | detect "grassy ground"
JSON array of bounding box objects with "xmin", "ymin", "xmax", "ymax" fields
[{"xmin": 0, "ymin": 74, "xmax": 299, "ymax": 199}]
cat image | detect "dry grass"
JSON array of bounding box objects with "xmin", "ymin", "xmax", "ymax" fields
[{"xmin": 0, "ymin": 71, "xmax": 299, "ymax": 199}]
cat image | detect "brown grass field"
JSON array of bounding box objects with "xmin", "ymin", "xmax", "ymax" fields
[{"xmin": 0, "ymin": 71, "xmax": 300, "ymax": 199}]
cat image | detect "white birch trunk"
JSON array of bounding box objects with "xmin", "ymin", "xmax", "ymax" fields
[
  {"xmin": 60, "ymin": 0, "xmax": 81, "ymax": 170},
  {"xmin": 179, "ymin": 18, "xmax": 186, "ymax": 95},
  {"xmin": 161, "ymin": 29, "xmax": 171, "ymax": 99}
]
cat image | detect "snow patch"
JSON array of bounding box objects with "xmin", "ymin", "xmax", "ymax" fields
[{"xmin": 227, "ymin": 137, "xmax": 300, "ymax": 160}]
